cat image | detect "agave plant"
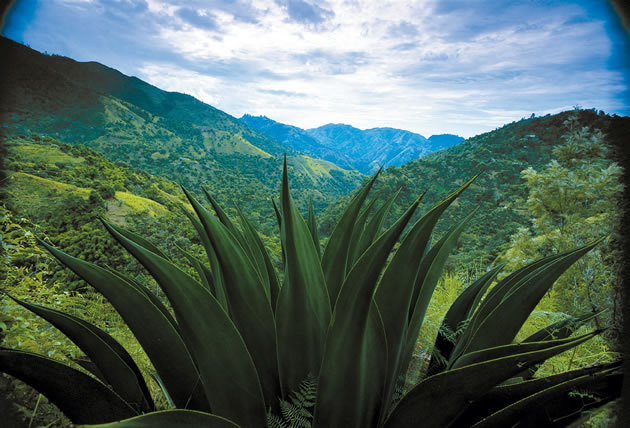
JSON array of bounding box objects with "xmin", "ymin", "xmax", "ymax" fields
[{"xmin": 0, "ymin": 160, "xmax": 622, "ymax": 427}]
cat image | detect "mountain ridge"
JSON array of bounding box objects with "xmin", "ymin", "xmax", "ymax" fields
[
  {"xmin": 240, "ymin": 114, "xmax": 464, "ymax": 173},
  {"xmin": 0, "ymin": 36, "xmax": 365, "ymax": 231}
]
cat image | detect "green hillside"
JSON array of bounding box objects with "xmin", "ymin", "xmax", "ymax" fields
[
  {"xmin": 320, "ymin": 109, "xmax": 629, "ymax": 270},
  {"xmin": 2, "ymin": 133, "xmax": 232, "ymax": 290},
  {"xmin": 0, "ymin": 36, "xmax": 364, "ymax": 231}
]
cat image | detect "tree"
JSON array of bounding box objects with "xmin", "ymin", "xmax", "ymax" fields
[{"xmin": 502, "ymin": 112, "xmax": 623, "ymax": 346}]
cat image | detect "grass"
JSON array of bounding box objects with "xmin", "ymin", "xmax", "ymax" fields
[
  {"xmin": 113, "ymin": 191, "xmax": 171, "ymax": 217},
  {"xmin": 10, "ymin": 142, "xmax": 85, "ymax": 165},
  {"xmin": 6, "ymin": 172, "xmax": 91, "ymax": 216},
  {"xmin": 203, "ymin": 129, "xmax": 272, "ymax": 158}
]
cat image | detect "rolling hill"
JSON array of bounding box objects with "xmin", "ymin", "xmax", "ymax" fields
[{"xmin": 0, "ymin": 36, "xmax": 364, "ymax": 230}]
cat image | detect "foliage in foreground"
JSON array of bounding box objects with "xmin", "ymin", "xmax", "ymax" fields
[{"xmin": 0, "ymin": 160, "xmax": 622, "ymax": 427}]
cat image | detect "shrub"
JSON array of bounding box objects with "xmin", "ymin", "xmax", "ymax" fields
[{"xmin": 0, "ymin": 161, "xmax": 622, "ymax": 427}]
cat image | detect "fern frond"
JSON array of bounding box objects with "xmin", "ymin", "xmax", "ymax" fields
[
  {"xmin": 272, "ymin": 374, "xmax": 317, "ymax": 428},
  {"xmin": 267, "ymin": 409, "xmax": 288, "ymax": 428}
]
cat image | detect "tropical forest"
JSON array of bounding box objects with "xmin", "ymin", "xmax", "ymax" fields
[{"xmin": 0, "ymin": 19, "xmax": 628, "ymax": 428}]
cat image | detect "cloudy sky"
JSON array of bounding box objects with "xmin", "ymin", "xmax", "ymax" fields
[{"xmin": 2, "ymin": 0, "xmax": 629, "ymax": 137}]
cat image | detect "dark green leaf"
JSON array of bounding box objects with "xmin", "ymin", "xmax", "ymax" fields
[
  {"xmin": 346, "ymin": 191, "xmax": 382, "ymax": 268},
  {"xmin": 321, "ymin": 168, "xmax": 381, "ymax": 305},
  {"xmin": 374, "ymin": 177, "xmax": 474, "ymax": 419},
  {"xmin": 471, "ymin": 366, "xmax": 622, "ymax": 427},
  {"xmin": 176, "ymin": 245, "xmax": 215, "ymax": 293},
  {"xmin": 180, "ymin": 208, "xmax": 229, "ymax": 313},
  {"xmin": 400, "ymin": 209, "xmax": 476, "ymax": 380},
  {"xmin": 426, "ymin": 266, "xmax": 503, "ymax": 376},
  {"xmin": 353, "ymin": 188, "xmax": 399, "ymax": 264},
  {"xmin": 8, "ymin": 296, "xmax": 152, "ymax": 412},
  {"xmin": 276, "ymin": 157, "xmax": 331, "ymax": 397},
  {"xmin": 39, "ymin": 239, "xmax": 205, "ymax": 411},
  {"xmin": 313, "ymin": 196, "xmax": 419, "ymax": 428},
  {"xmin": 385, "ymin": 331, "xmax": 598, "ymax": 428},
  {"xmin": 457, "ymin": 238, "xmax": 603, "ymax": 356},
  {"xmin": 307, "ymin": 195, "xmax": 321, "ymax": 259},
  {"xmin": 101, "ymin": 219, "xmax": 268, "ymax": 427},
  {"xmin": 180, "ymin": 190, "xmax": 280, "ymax": 412},
  {"xmin": 0, "ymin": 348, "xmax": 137, "ymax": 424},
  {"xmin": 78, "ymin": 409, "xmax": 241, "ymax": 428},
  {"xmin": 455, "ymin": 362, "xmax": 622, "ymax": 426}
]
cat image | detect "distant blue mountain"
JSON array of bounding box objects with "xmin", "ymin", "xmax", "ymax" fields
[
  {"xmin": 239, "ymin": 115, "xmax": 355, "ymax": 169},
  {"xmin": 240, "ymin": 115, "xmax": 464, "ymax": 173},
  {"xmin": 428, "ymin": 134, "xmax": 465, "ymax": 149}
]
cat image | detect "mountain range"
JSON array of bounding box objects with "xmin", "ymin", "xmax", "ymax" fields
[
  {"xmin": 2, "ymin": 35, "xmax": 628, "ymax": 273},
  {"xmin": 240, "ymin": 114, "xmax": 463, "ymax": 173},
  {"xmin": 317, "ymin": 109, "xmax": 629, "ymax": 269},
  {"xmin": 0, "ymin": 36, "xmax": 364, "ymax": 229}
]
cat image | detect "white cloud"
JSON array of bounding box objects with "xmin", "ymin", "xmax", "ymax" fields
[
  {"xmin": 138, "ymin": 64, "xmax": 223, "ymax": 105},
  {"xmin": 7, "ymin": 0, "xmax": 628, "ymax": 137}
]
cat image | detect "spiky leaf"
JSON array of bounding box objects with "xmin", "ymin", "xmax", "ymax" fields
[
  {"xmin": 101, "ymin": 219, "xmax": 268, "ymax": 427},
  {"xmin": 8, "ymin": 296, "xmax": 152, "ymax": 412},
  {"xmin": 39, "ymin": 239, "xmax": 205, "ymax": 411},
  {"xmin": 276, "ymin": 157, "xmax": 331, "ymax": 397},
  {"xmin": 0, "ymin": 349, "xmax": 137, "ymax": 424},
  {"xmin": 78, "ymin": 409, "xmax": 241, "ymax": 428}
]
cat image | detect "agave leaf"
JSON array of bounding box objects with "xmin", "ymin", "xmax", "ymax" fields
[
  {"xmin": 456, "ymin": 238, "xmax": 604, "ymax": 356},
  {"xmin": 8, "ymin": 296, "xmax": 152, "ymax": 412},
  {"xmin": 451, "ymin": 332, "xmax": 602, "ymax": 370},
  {"xmin": 78, "ymin": 409, "xmax": 241, "ymax": 428},
  {"xmin": 101, "ymin": 219, "xmax": 268, "ymax": 427},
  {"xmin": 202, "ymin": 187, "xmax": 241, "ymax": 238},
  {"xmin": 455, "ymin": 362, "xmax": 622, "ymax": 426},
  {"xmin": 180, "ymin": 208, "xmax": 229, "ymax": 313},
  {"xmin": 321, "ymin": 168, "xmax": 381, "ymax": 305},
  {"xmin": 203, "ymin": 191, "xmax": 267, "ymax": 288},
  {"xmin": 101, "ymin": 266, "xmax": 184, "ymax": 339},
  {"xmin": 449, "ymin": 250, "xmax": 584, "ymax": 364},
  {"xmin": 71, "ymin": 356, "xmax": 108, "ymax": 383},
  {"xmin": 384, "ymin": 331, "xmax": 598, "ymax": 428},
  {"xmin": 426, "ymin": 266, "xmax": 503, "ymax": 376},
  {"xmin": 271, "ymin": 196, "xmax": 285, "ymax": 266},
  {"xmin": 353, "ymin": 188, "xmax": 400, "ymax": 264},
  {"xmin": 0, "ymin": 348, "xmax": 137, "ymax": 424},
  {"xmin": 307, "ymin": 195, "xmax": 321, "ymax": 259},
  {"xmin": 149, "ymin": 372, "xmax": 175, "ymax": 407},
  {"xmin": 313, "ymin": 196, "xmax": 419, "ymax": 428},
  {"xmin": 176, "ymin": 244, "xmax": 215, "ymax": 293},
  {"xmin": 516, "ymin": 310, "xmax": 605, "ymax": 380},
  {"xmin": 471, "ymin": 366, "xmax": 622, "ymax": 427},
  {"xmin": 179, "ymin": 191, "xmax": 280, "ymax": 411},
  {"xmin": 346, "ymin": 191, "xmax": 382, "ymax": 268},
  {"xmin": 276, "ymin": 157, "xmax": 331, "ymax": 397},
  {"xmin": 97, "ymin": 217, "xmax": 170, "ymax": 261},
  {"xmin": 399, "ymin": 209, "xmax": 476, "ymax": 381},
  {"xmin": 39, "ymin": 240, "xmax": 206, "ymax": 411},
  {"xmin": 272, "ymin": 196, "xmax": 283, "ymax": 230},
  {"xmin": 235, "ymin": 203, "xmax": 280, "ymax": 306},
  {"xmin": 523, "ymin": 311, "xmax": 604, "ymax": 344},
  {"xmin": 374, "ymin": 177, "xmax": 474, "ymax": 420},
  {"xmin": 409, "ymin": 208, "xmax": 477, "ymax": 323}
]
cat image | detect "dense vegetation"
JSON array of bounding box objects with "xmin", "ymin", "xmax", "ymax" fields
[
  {"xmin": 1, "ymin": 162, "xmax": 621, "ymax": 427},
  {"xmin": 320, "ymin": 109, "xmax": 629, "ymax": 272},
  {"xmin": 1, "ymin": 133, "xmax": 209, "ymax": 290}
]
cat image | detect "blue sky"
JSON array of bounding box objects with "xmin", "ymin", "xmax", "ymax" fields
[{"xmin": 2, "ymin": 0, "xmax": 629, "ymax": 138}]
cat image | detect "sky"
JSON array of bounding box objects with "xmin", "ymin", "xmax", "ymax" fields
[{"xmin": 2, "ymin": 0, "xmax": 629, "ymax": 138}]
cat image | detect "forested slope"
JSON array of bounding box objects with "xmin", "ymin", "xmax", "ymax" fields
[{"xmin": 320, "ymin": 109, "xmax": 629, "ymax": 270}]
